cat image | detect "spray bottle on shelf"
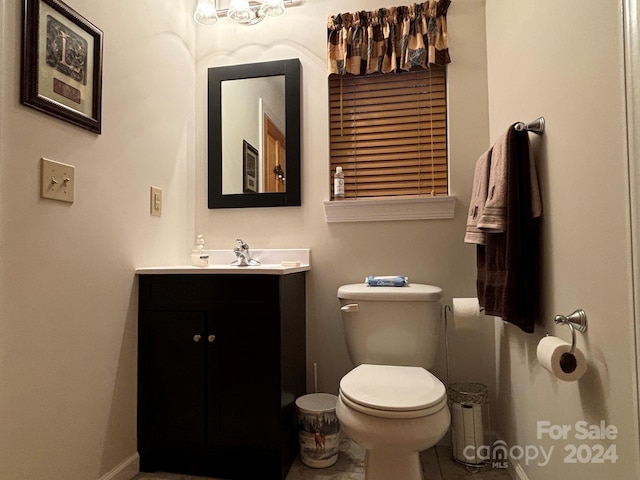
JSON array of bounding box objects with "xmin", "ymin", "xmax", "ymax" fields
[
  {"xmin": 191, "ymin": 234, "xmax": 209, "ymax": 267},
  {"xmin": 333, "ymin": 166, "xmax": 344, "ymax": 200}
]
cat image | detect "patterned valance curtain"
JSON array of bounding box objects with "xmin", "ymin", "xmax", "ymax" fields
[{"xmin": 327, "ymin": 1, "xmax": 452, "ymax": 76}]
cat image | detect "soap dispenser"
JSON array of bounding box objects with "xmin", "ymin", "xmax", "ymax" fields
[{"xmin": 191, "ymin": 235, "xmax": 209, "ymax": 267}]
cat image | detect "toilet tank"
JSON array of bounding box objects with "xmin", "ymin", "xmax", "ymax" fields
[{"xmin": 338, "ymin": 283, "xmax": 443, "ymax": 369}]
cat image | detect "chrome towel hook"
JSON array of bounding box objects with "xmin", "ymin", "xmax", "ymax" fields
[{"xmin": 554, "ymin": 309, "xmax": 588, "ymax": 354}]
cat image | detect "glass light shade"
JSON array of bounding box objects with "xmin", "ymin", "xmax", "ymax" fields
[
  {"xmin": 259, "ymin": 0, "xmax": 286, "ymax": 17},
  {"xmin": 228, "ymin": 0, "xmax": 254, "ymax": 23},
  {"xmin": 193, "ymin": 0, "xmax": 219, "ymax": 25}
]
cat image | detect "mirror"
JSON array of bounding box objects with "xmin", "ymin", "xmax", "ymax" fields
[{"xmin": 208, "ymin": 59, "xmax": 301, "ymax": 208}]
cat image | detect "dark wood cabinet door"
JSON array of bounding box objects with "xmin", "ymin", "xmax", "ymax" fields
[
  {"xmin": 142, "ymin": 311, "xmax": 207, "ymax": 447},
  {"xmin": 207, "ymin": 299, "xmax": 281, "ymax": 448}
]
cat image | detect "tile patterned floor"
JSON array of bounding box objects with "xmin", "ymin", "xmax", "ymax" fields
[{"xmin": 133, "ymin": 437, "xmax": 512, "ymax": 480}]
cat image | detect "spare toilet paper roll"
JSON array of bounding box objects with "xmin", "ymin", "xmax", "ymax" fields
[
  {"xmin": 536, "ymin": 336, "xmax": 587, "ymax": 382},
  {"xmin": 452, "ymin": 298, "xmax": 481, "ymax": 331}
]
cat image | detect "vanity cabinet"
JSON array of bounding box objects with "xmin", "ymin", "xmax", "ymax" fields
[{"xmin": 137, "ymin": 273, "xmax": 306, "ymax": 479}]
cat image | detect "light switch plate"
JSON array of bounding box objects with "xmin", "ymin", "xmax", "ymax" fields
[
  {"xmin": 41, "ymin": 158, "xmax": 75, "ymax": 203},
  {"xmin": 150, "ymin": 186, "xmax": 162, "ymax": 216}
]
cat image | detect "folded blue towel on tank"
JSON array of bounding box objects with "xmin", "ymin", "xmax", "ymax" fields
[{"xmin": 365, "ymin": 275, "xmax": 408, "ymax": 287}]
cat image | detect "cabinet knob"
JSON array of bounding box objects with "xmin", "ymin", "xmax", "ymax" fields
[
  {"xmin": 208, "ymin": 334, "xmax": 216, "ymax": 343},
  {"xmin": 193, "ymin": 334, "xmax": 202, "ymax": 342}
]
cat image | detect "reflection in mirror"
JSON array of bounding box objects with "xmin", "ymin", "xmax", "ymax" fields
[
  {"xmin": 221, "ymin": 75, "xmax": 286, "ymax": 194},
  {"xmin": 208, "ymin": 59, "xmax": 301, "ymax": 209}
]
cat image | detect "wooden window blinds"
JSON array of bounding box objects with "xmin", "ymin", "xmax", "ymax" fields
[{"xmin": 329, "ymin": 67, "xmax": 448, "ymax": 200}]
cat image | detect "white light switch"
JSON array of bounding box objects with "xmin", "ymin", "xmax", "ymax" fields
[
  {"xmin": 41, "ymin": 158, "xmax": 75, "ymax": 203},
  {"xmin": 150, "ymin": 186, "xmax": 162, "ymax": 216}
]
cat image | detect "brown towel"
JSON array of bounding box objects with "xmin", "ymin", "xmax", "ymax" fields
[
  {"xmin": 477, "ymin": 129, "xmax": 509, "ymax": 232},
  {"xmin": 478, "ymin": 130, "xmax": 542, "ymax": 232},
  {"xmin": 464, "ymin": 148, "xmax": 492, "ymax": 244},
  {"xmin": 476, "ymin": 125, "xmax": 542, "ymax": 333}
]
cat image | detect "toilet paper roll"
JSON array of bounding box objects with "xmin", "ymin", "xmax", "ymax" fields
[
  {"xmin": 451, "ymin": 402, "xmax": 484, "ymax": 464},
  {"xmin": 536, "ymin": 336, "xmax": 587, "ymax": 382},
  {"xmin": 452, "ymin": 298, "xmax": 481, "ymax": 331}
]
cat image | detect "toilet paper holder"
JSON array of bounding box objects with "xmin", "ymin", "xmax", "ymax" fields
[{"xmin": 553, "ymin": 309, "xmax": 588, "ymax": 354}]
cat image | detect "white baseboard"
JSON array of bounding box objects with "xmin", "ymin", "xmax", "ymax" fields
[{"xmin": 98, "ymin": 453, "xmax": 140, "ymax": 480}]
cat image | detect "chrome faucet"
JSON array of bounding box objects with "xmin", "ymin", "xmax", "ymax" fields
[{"xmin": 231, "ymin": 239, "xmax": 260, "ymax": 266}]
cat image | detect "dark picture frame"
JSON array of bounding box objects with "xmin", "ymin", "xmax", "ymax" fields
[
  {"xmin": 242, "ymin": 140, "xmax": 259, "ymax": 193},
  {"xmin": 21, "ymin": 0, "xmax": 103, "ymax": 134}
]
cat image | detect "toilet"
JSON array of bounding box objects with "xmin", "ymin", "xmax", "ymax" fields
[{"xmin": 336, "ymin": 283, "xmax": 451, "ymax": 480}]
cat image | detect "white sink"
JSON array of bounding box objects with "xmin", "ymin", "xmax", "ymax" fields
[{"xmin": 208, "ymin": 248, "xmax": 309, "ymax": 266}]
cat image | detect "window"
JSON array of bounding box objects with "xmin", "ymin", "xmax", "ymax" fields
[{"xmin": 329, "ymin": 67, "xmax": 448, "ymax": 200}]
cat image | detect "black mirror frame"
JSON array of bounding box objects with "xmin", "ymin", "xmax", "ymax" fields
[{"xmin": 208, "ymin": 59, "xmax": 301, "ymax": 209}]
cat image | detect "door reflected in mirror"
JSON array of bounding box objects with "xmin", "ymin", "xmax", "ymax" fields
[
  {"xmin": 263, "ymin": 107, "xmax": 287, "ymax": 193},
  {"xmin": 208, "ymin": 59, "xmax": 301, "ymax": 209}
]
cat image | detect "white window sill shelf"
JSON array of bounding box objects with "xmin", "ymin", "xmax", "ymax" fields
[{"xmin": 323, "ymin": 196, "xmax": 457, "ymax": 223}]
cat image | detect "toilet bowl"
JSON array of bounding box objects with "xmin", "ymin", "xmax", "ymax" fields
[{"xmin": 336, "ymin": 364, "xmax": 450, "ymax": 480}]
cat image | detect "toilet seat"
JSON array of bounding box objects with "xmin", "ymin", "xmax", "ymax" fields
[{"xmin": 339, "ymin": 364, "xmax": 447, "ymax": 419}]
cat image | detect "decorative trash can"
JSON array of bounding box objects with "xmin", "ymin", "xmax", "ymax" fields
[
  {"xmin": 295, "ymin": 393, "xmax": 340, "ymax": 468},
  {"xmin": 448, "ymin": 382, "xmax": 490, "ymax": 466}
]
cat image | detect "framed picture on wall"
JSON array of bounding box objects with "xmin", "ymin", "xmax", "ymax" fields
[
  {"xmin": 21, "ymin": 0, "xmax": 103, "ymax": 134},
  {"xmin": 243, "ymin": 140, "xmax": 259, "ymax": 193}
]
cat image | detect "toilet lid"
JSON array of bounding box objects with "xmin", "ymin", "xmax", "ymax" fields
[
  {"xmin": 340, "ymin": 364, "xmax": 446, "ymax": 413},
  {"xmin": 338, "ymin": 283, "xmax": 442, "ymax": 302}
]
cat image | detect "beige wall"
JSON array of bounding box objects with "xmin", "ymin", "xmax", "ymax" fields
[
  {"xmin": 486, "ymin": 1, "xmax": 640, "ymax": 478},
  {"xmin": 195, "ymin": 0, "xmax": 495, "ymax": 398},
  {"xmin": 0, "ymin": 0, "xmax": 195, "ymax": 478}
]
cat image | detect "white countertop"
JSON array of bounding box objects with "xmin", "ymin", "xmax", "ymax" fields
[
  {"xmin": 135, "ymin": 264, "xmax": 310, "ymax": 275},
  {"xmin": 136, "ymin": 248, "xmax": 310, "ymax": 276}
]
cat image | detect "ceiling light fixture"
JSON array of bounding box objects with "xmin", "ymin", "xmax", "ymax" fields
[
  {"xmin": 194, "ymin": 0, "xmax": 219, "ymax": 25},
  {"xmin": 194, "ymin": 0, "xmax": 293, "ymax": 27}
]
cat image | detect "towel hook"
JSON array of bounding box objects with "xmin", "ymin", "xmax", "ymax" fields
[{"xmin": 554, "ymin": 309, "xmax": 587, "ymax": 354}]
